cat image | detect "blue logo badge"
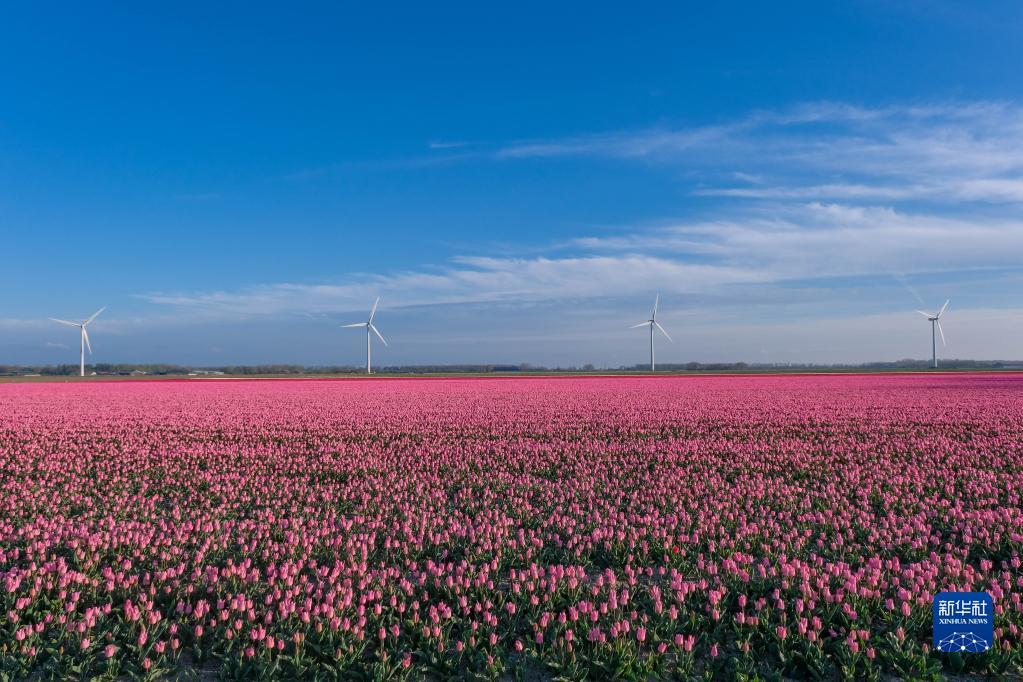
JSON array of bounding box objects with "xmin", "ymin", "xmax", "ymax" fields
[{"xmin": 933, "ymin": 591, "xmax": 993, "ymax": 653}]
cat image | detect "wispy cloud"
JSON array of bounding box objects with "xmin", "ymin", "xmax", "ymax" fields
[
  {"xmin": 576, "ymin": 203, "xmax": 1023, "ymax": 279},
  {"xmin": 496, "ymin": 101, "xmax": 1023, "ymax": 205},
  {"xmin": 494, "ymin": 124, "xmax": 741, "ymax": 160},
  {"xmin": 280, "ymin": 102, "xmax": 1023, "ymax": 204},
  {"xmin": 136, "ymin": 102, "xmax": 1023, "ymax": 337},
  {"xmin": 141, "ymin": 200, "xmax": 1023, "ymax": 317},
  {"xmin": 428, "ymin": 140, "xmax": 471, "ymax": 150},
  {"xmin": 142, "ymin": 255, "xmax": 762, "ymax": 316}
]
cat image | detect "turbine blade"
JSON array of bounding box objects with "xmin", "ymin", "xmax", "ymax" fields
[
  {"xmin": 630, "ymin": 321, "xmax": 651, "ymax": 329},
  {"xmin": 82, "ymin": 327, "xmax": 92, "ymax": 354},
  {"xmin": 369, "ymin": 297, "xmax": 380, "ymax": 323},
  {"xmin": 655, "ymin": 321, "xmax": 673, "ymax": 342},
  {"xmin": 915, "ymin": 310, "xmax": 933, "ymax": 319},
  {"xmin": 937, "ymin": 320, "xmax": 946, "ymax": 346},
  {"xmin": 50, "ymin": 318, "xmax": 81, "ymax": 328},
  {"xmin": 341, "ymin": 322, "xmax": 368, "ymax": 328},
  {"xmin": 937, "ymin": 299, "xmax": 950, "ymax": 318},
  {"xmin": 84, "ymin": 306, "xmax": 106, "ymax": 325},
  {"xmin": 369, "ymin": 324, "xmax": 388, "ymax": 346},
  {"xmin": 652, "ymin": 293, "xmax": 659, "ymax": 320}
]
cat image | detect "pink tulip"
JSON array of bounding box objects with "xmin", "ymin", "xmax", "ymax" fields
[{"xmin": 0, "ymin": 374, "xmax": 1017, "ymax": 677}]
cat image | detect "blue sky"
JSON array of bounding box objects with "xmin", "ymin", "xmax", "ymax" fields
[{"xmin": 3, "ymin": 1, "xmax": 1023, "ymax": 366}]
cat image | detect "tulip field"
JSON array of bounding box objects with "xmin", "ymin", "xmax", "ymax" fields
[{"xmin": 1, "ymin": 374, "xmax": 1022, "ymax": 680}]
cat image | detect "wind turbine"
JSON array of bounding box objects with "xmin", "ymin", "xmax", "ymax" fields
[
  {"xmin": 631, "ymin": 294, "xmax": 672, "ymax": 371},
  {"xmin": 50, "ymin": 307, "xmax": 106, "ymax": 377},
  {"xmin": 916, "ymin": 299, "xmax": 949, "ymax": 369},
  {"xmin": 341, "ymin": 297, "xmax": 387, "ymax": 374}
]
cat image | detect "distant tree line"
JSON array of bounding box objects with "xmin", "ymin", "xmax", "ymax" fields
[
  {"xmin": 0, "ymin": 363, "xmax": 535, "ymax": 376},
  {"xmin": 1, "ymin": 359, "xmax": 1020, "ymax": 377}
]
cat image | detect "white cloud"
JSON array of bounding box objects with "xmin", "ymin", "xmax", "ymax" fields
[
  {"xmin": 142, "ymin": 255, "xmax": 770, "ymax": 316},
  {"xmin": 495, "ymin": 123, "xmax": 742, "ymax": 160},
  {"xmin": 139, "ymin": 200, "xmax": 1023, "ymax": 319},
  {"xmin": 577, "ymin": 203, "xmax": 1023, "ymax": 279},
  {"xmin": 236, "ymin": 101, "xmax": 1004, "ymax": 350},
  {"xmin": 496, "ymin": 101, "xmax": 1023, "ymax": 205}
]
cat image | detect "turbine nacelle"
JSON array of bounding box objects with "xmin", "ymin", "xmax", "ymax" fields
[{"xmin": 915, "ymin": 299, "xmax": 949, "ymax": 347}]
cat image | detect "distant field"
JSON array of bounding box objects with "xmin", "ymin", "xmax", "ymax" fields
[{"xmin": 1, "ymin": 375, "xmax": 1021, "ymax": 679}]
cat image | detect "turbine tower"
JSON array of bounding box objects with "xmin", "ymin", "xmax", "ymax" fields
[
  {"xmin": 342, "ymin": 297, "xmax": 387, "ymax": 374},
  {"xmin": 631, "ymin": 293, "xmax": 672, "ymax": 371},
  {"xmin": 50, "ymin": 307, "xmax": 106, "ymax": 377},
  {"xmin": 916, "ymin": 299, "xmax": 949, "ymax": 369}
]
